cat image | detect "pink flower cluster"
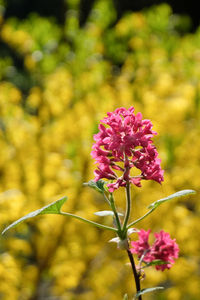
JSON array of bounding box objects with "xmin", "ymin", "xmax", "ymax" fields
[
  {"xmin": 130, "ymin": 229, "xmax": 179, "ymax": 271},
  {"xmin": 91, "ymin": 107, "xmax": 164, "ymax": 192}
]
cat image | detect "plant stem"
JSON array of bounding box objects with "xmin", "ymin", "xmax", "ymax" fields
[
  {"xmin": 60, "ymin": 212, "xmax": 118, "ymax": 232},
  {"xmin": 109, "ymin": 193, "xmax": 122, "ymax": 235},
  {"xmin": 103, "ymin": 192, "xmax": 111, "ymax": 206},
  {"xmin": 127, "ymin": 207, "xmax": 155, "ymax": 228},
  {"xmin": 127, "ymin": 248, "xmax": 142, "ymax": 300},
  {"xmin": 122, "ymin": 183, "xmax": 131, "ymax": 233}
]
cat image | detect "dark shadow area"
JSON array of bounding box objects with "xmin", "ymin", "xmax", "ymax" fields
[
  {"xmin": 4, "ymin": 0, "xmax": 66, "ymax": 24},
  {"xmin": 3, "ymin": 0, "xmax": 200, "ymax": 31}
]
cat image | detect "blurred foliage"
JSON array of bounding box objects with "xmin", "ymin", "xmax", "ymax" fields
[{"xmin": 0, "ymin": 0, "xmax": 200, "ymax": 299}]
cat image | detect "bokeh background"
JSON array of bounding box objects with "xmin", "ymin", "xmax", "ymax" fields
[{"xmin": 0, "ymin": 0, "xmax": 200, "ymax": 299}]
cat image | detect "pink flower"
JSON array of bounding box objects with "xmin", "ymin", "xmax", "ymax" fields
[
  {"xmin": 130, "ymin": 229, "xmax": 153, "ymax": 263},
  {"xmin": 151, "ymin": 230, "xmax": 179, "ymax": 271},
  {"xmin": 91, "ymin": 107, "xmax": 164, "ymax": 192},
  {"xmin": 130, "ymin": 229, "xmax": 179, "ymax": 271}
]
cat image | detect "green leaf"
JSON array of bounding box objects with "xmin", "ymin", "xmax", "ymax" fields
[
  {"xmin": 128, "ymin": 189, "xmax": 196, "ymax": 228},
  {"xmin": 2, "ymin": 196, "xmax": 67, "ymax": 235},
  {"xmin": 123, "ymin": 294, "xmax": 128, "ymax": 300},
  {"xmin": 83, "ymin": 180, "xmax": 106, "ymax": 194},
  {"xmin": 144, "ymin": 260, "xmax": 170, "ymax": 267},
  {"xmin": 148, "ymin": 189, "xmax": 196, "ymax": 209},
  {"xmin": 134, "ymin": 287, "xmax": 164, "ymax": 299},
  {"xmin": 94, "ymin": 210, "xmax": 123, "ymax": 217}
]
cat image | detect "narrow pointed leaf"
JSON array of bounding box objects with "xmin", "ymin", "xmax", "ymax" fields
[
  {"xmin": 94, "ymin": 210, "xmax": 123, "ymax": 217},
  {"xmin": 144, "ymin": 260, "xmax": 170, "ymax": 267},
  {"xmin": 2, "ymin": 196, "xmax": 67, "ymax": 235},
  {"xmin": 135, "ymin": 287, "xmax": 164, "ymax": 298},
  {"xmin": 148, "ymin": 189, "xmax": 196, "ymax": 209},
  {"xmin": 83, "ymin": 180, "xmax": 106, "ymax": 194},
  {"xmin": 128, "ymin": 189, "xmax": 196, "ymax": 229}
]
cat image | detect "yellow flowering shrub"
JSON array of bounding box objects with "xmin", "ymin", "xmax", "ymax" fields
[{"xmin": 0, "ymin": 1, "xmax": 199, "ymax": 299}]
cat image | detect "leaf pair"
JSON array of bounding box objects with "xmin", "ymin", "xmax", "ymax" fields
[{"xmin": 1, "ymin": 183, "xmax": 196, "ymax": 235}]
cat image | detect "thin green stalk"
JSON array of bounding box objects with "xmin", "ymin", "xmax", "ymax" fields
[
  {"xmin": 127, "ymin": 207, "xmax": 155, "ymax": 228},
  {"xmin": 60, "ymin": 212, "xmax": 117, "ymax": 232},
  {"xmin": 103, "ymin": 192, "xmax": 111, "ymax": 206},
  {"xmin": 122, "ymin": 183, "xmax": 131, "ymax": 233},
  {"xmin": 109, "ymin": 193, "xmax": 122, "ymax": 235}
]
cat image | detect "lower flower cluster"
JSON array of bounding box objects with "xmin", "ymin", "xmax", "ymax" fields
[{"xmin": 130, "ymin": 229, "xmax": 179, "ymax": 271}]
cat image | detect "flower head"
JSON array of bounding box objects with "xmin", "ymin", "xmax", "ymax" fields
[
  {"xmin": 151, "ymin": 230, "xmax": 179, "ymax": 271},
  {"xmin": 130, "ymin": 229, "xmax": 179, "ymax": 271},
  {"xmin": 91, "ymin": 107, "xmax": 164, "ymax": 192}
]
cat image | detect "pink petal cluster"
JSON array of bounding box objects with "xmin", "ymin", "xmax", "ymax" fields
[
  {"xmin": 130, "ymin": 229, "xmax": 179, "ymax": 271},
  {"xmin": 91, "ymin": 107, "xmax": 164, "ymax": 192}
]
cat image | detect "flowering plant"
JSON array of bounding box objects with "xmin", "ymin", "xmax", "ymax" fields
[{"xmin": 2, "ymin": 107, "xmax": 195, "ymax": 299}]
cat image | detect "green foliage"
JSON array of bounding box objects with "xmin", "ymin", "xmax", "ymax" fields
[
  {"xmin": 134, "ymin": 287, "xmax": 164, "ymax": 299},
  {"xmin": 128, "ymin": 190, "xmax": 196, "ymax": 227},
  {"xmin": 144, "ymin": 260, "xmax": 170, "ymax": 268},
  {"xmin": 2, "ymin": 197, "xmax": 67, "ymax": 235},
  {"xmin": 148, "ymin": 189, "xmax": 196, "ymax": 209},
  {"xmin": 88, "ymin": 0, "xmax": 117, "ymax": 29},
  {"xmin": 84, "ymin": 179, "xmax": 107, "ymax": 194}
]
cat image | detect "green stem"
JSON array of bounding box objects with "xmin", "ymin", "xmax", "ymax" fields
[
  {"xmin": 109, "ymin": 193, "xmax": 122, "ymax": 235},
  {"xmin": 60, "ymin": 212, "xmax": 117, "ymax": 232},
  {"xmin": 127, "ymin": 207, "xmax": 155, "ymax": 229},
  {"xmin": 103, "ymin": 192, "xmax": 111, "ymax": 206},
  {"xmin": 122, "ymin": 183, "xmax": 131, "ymax": 233}
]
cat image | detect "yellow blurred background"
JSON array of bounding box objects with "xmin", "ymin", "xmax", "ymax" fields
[{"xmin": 0, "ymin": 0, "xmax": 199, "ymax": 299}]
